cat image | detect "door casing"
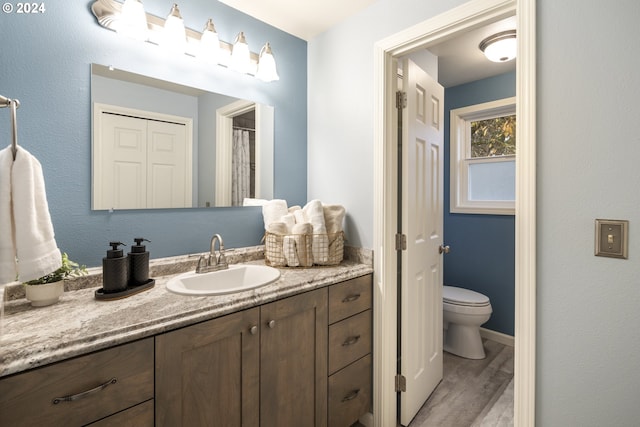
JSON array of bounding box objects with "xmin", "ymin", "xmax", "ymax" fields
[{"xmin": 372, "ymin": 0, "xmax": 536, "ymax": 426}]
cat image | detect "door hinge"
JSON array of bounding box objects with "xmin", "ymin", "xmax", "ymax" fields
[
  {"xmin": 395, "ymin": 233, "xmax": 407, "ymax": 251},
  {"xmin": 395, "ymin": 374, "xmax": 406, "ymax": 392},
  {"xmin": 396, "ymin": 91, "xmax": 407, "ymax": 109}
]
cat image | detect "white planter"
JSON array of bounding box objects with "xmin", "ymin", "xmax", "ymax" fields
[{"xmin": 24, "ymin": 281, "xmax": 64, "ymax": 307}]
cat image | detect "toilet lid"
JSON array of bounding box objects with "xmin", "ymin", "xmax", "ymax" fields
[{"xmin": 443, "ymin": 286, "xmax": 490, "ymax": 307}]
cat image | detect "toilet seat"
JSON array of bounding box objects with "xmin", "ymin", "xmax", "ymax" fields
[{"xmin": 443, "ymin": 286, "xmax": 490, "ymax": 307}]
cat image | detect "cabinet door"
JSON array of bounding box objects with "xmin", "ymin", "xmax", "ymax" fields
[
  {"xmin": 156, "ymin": 307, "xmax": 260, "ymax": 427},
  {"xmin": 260, "ymin": 288, "xmax": 328, "ymax": 427}
]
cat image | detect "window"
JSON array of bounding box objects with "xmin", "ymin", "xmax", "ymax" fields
[{"xmin": 450, "ymin": 97, "xmax": 516, "ymax": 215}]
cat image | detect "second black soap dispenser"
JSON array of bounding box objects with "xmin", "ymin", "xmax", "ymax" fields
[
  {"xmin": 128, "ymin": 237, "xmax": 151, "ymax": 287},
  {"xmin": 103, "ymin": 242, "xmax": 128, "ymax": 293}
]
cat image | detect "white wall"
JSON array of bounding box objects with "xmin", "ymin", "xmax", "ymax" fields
[
  {"xmin": 308, "ymin": 0, "xmax": 640, "ymax": 424},
  {"xmin": 537, "ymin": 0, "xmax": 640, "ymax": 424},
  {"xmin": 307, "ymin": 0, "xmax": 466, "ymax": 248}
]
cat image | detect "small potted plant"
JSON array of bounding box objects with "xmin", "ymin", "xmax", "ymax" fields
[{"xmin": 24, "ymin": 253, "xmax": 87, "ymax": 307}]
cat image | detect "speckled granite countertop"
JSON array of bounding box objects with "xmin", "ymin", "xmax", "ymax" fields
[{"xmin": 0, "ymin": 246, "xmax": 373, "ymax": 378}]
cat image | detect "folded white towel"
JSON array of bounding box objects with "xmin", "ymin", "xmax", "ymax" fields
[
  {"xmin": 265, "ymin": 222, "xmax": 287, "ymax": 267},
  {"xmin": 262, "ymin": 199, "xmax": 289, "ymax": 230},
  {"xmin": 288, "ymin": 205, "xmax": 301, "ymax": 213},
  {"xmin": 283, "ymin": 235, "xmax": 299, "ymax": 267},
  {"xmin": 293, "ymin": 209, "xmax": 306, "ymax": 225},
  {"xmin": 243, "ymin": 197, "xmax": 268, "ymax": 206},
  {"xmin": 0, "ymin": 145, "xmax": 61, "ymax": 284},
  {"xmin": 303, "ymin": 200, "xmax": 328, "ymax": 263}
]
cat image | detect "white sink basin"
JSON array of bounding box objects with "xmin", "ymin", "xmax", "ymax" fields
[{"xmin": 166, "ymin": 264, "xmax": 280, "ymax": 296}]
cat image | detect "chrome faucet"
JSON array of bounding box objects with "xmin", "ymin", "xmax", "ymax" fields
[{"xmin": 196, "ymin": 234, "xmax": 229, "ymax": 273}]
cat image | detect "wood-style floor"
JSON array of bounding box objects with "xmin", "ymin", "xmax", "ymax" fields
[{"xmin": 407, "ymin": 339, "xmax": 514, "ymax": 427}]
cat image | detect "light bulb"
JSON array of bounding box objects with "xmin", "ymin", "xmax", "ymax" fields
[
  {"xmin": 117, "ymin": 0, "xmax": 148, "ymax": 41},
  {"xmin": 230, "ymin": 32, "xmax": 250, "ymax": 74},
  {"xmin": 256, "ymin": 42, "xmax": 279, "ymax": 82},
  {"xmin": 199, "ymin": 19, "xmax": 220, "ymax": 64},
  {"xmin": 163, "ymin": 3, "xmax": 187, "ymax": 53}
]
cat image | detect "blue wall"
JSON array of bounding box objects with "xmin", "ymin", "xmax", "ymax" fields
[
  {"xmin": 0, "ymin": 1, "xmax": 307, "ymax": 267},
  {"xmin": 444, "ymin": 71, "xmax": 516, "ymax": 336}
]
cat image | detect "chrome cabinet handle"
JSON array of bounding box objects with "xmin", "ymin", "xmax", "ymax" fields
[
  {"xmin": 439, "ymin": 245, "xmax": 450, "ymax": 254},
  {"xmin": 250, "ymin": 325, "xmax": 258, "ymax": 335},
  {"xmin": 52, "ymin": 378, "xmax": 117, "ymax": 405},
  {"xmin": 342, "ymin": 335, "xmax": 361, "ymax": 346},
  {"xmin": 341, "ymin": 389, "xmax": 360, "ymax": 402},
  {"xmin": 342, "ymin": 294, "xmax": 361, "ymax": 303},
  {"xmin": 268, "ymin": 320, "xmax": 276, "ymax": 329}
]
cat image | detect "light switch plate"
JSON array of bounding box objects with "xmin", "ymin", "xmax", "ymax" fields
[{"xmin": 595, "ymin": 219, "xmax": 628, "ymax": 259}]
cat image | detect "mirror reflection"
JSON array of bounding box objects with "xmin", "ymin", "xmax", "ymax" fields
[{"xmin": 91, "ymin": 64, "xmax": 274, "ymax": 210}]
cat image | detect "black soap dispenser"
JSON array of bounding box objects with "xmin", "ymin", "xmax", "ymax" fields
[
  {"xmin": 128, "ymin": 237, "xmax": 151, "ymax": 287},
  {"xmin": 103, "ymin": 242, "xmax": 128, "ymax": 293}
]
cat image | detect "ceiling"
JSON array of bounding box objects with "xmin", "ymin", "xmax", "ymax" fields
[{"xmin": 218, "ymin": 1, "xmax": 516, "ymax": 88}]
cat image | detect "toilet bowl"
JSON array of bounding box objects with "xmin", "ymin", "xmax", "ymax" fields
[{"xmin": 443, "ymin": 286, "xmax": 492, "ymax": 359}]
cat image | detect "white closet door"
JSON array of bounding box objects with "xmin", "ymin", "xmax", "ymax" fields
[
  {"xmin": 146, "ymin": 120, "xmax": 189, "ymax": 209},
  {"xmin": 98, "ymin": 113, "xmax": 147, "ymax": 209}
]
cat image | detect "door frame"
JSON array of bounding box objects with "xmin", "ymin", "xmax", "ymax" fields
[{"xmin": 372, "ymin": 0, "xmax": 536, "ymax": 425}]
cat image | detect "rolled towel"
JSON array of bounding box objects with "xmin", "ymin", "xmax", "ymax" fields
[
  {"xmin": 281, "ymin": 213, "xmax": 296, "ymax": 233},
  {"xmin": 292, "ymin": 223, "xmax": 313, "ymax": 267},
  {"xmin": 303, "ymin": 200, "xmax": 328, "ymax": 263},
  {"xmin": 323, "ymin": 204, "xmax": 346, "ymax": 235},
  {"xmin": 262, "ymin": 199, "xmax": 288, "ymax": 230},
  {"xmin": 288, "ymin": 205, "xmax": 301, "ymax": 213},
  {"xmin": 293, "ymin": 209, "xmax": 306, "ymax": 225},
  {"xmin": 283, "ymin": 236, "xmax": 299, "ymax": 267}
]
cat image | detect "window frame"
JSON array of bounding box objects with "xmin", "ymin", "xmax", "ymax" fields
[{"xmin": 450, "ymin": 96, "xmax": 516, "ymax": 215}]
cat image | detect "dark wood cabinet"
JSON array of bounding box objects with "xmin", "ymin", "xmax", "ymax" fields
[
  {"xmin": 155, "ymin": 307, "xmax": 260, "ymax": 426},
  {"xmin": 0, "ymin": 338, "xmax": 154, "ymax": 427},
  {"xmin": 260, "ymin": 288, "xmax": 328, "ymax": 427},
  {"xmin": 156, "ymin": 288, "xmax": 328, "ymax": 427}
]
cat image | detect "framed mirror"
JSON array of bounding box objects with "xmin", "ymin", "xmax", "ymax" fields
[{"xmin": 91, "ymin": 64, "xmax": 274, "ymax": 210}]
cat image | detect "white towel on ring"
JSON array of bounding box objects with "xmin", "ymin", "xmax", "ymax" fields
[{"xmin": 0, "ymin": 145, "xmax": 61, "ymax": 284}]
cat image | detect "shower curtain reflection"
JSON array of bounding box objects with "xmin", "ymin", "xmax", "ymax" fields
[{"xmin": 232, "ymin": 129, "xmax": 251, "ymax": 206}]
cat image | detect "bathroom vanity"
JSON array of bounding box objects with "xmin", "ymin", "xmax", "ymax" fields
[{"xmin": 0, "ymin": 255, "xmax": 372, "ymax": 427}]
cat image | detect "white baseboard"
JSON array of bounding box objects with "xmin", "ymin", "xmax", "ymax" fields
[{"xmin": 480, "ymin": 327, "xmax": 514, "ymax": 347}]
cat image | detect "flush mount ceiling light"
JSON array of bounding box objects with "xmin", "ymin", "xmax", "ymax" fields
[
  {"xmin": 90, "ymin": 0, "xmax": 280, "ymax": 82},
  {"xmin": 479, "ymin": 30, "xmax": 517, "ymax": 63}
]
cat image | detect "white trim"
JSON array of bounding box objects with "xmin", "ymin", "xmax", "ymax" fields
[
  {"xmin": 215, "ymin": 99, "xmax": 256, "ymax": 206},
  {"xmin": 480, "ymin": 327, "xmax": 515, "ymax": 347},
  {"xmin": 372, "ymin": 0, "xmax": 535, "ymax": 426},
  {"xmin": 450, "ymin": 97, "xmax": 516, "ymax": 215}
]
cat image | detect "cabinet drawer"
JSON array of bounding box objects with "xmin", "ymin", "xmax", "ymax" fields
[
  {"xmin": 329, "ymin": 275, "xmax": 372, "ymax": 324},
  {"xmin": 0, "ymin": 338, "xmax": 154, "ymax": 427},
  {"xmin": 329, "ymin": 310, "xmax": 371, "ymax": 375},
  {"xmin": 87, "ymin": 399, "xmax": 154, "ymax": 427},
  {"xmin": 328, "ymin": 354, "xmax": 372, "ymax": 427}
]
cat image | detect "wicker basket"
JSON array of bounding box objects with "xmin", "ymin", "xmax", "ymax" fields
[{"xmin": 265, "ymin": 231, "xmax": 344, "ymax": 267}]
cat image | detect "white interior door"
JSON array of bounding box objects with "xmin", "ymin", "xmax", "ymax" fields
[
  {"xmin": 147, "ymin": 120, "xmax": 190, "ymax": 208},
  {"xmin": 99, "ymin": 113, "xmax": 147, "ymax": 209},
  {"xmin": 400, "ymin": 58, "xmax": 445, "ymax": 426}
]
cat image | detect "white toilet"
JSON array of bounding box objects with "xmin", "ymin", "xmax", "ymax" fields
[{"xmin": 443, "ymin": 286, "xmax": 492, "ymax": 359}]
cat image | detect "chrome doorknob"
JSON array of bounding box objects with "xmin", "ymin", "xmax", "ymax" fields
[
  {"xmin": 439, "ymin": 245, "xmax": 450, "ymax": 254},
  {"xmin": 268, "ymin": 320, "xmax": 276, "ymax": 329},
  {"xmin": 250, "ymin": 325, "xmax": 258, "ymax": 335}
]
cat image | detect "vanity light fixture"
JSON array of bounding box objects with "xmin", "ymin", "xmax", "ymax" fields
[
  {"xmin": 255, "ymin": 42, "xmax": 280, "ymax": 82},
  {"xmin": 479, "ymin": 30, "xmax": 517, "ymax": 62},
  {"xmin": 199, "ymin": 18, "xmax": 220, "ymax": 64},
  {"xmin": 162, "ymin": 3, "xmax": 187, "ymax": 53},
  {"xmin": 90, "ymin": 0, "xmax": 279, "ymax": 82},
  {"xmin": 230, "ymin": 32, "xmax": 251, "ymax": 74},
  {"xmin": 117, "ymin": 0, "xmax": 148, "ymax": 41}
]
